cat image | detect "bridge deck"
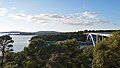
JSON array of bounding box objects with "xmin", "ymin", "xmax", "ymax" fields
[{"xmin": 84, "ymin": 33, "xmax": 111, "ymax": 37}]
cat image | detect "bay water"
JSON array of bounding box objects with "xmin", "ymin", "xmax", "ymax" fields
[{"xmin": 0, "ymin": 33, "xmax": 35, "ymax": 52}]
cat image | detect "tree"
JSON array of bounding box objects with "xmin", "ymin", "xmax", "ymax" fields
[
  {"xmin": 0, "ymin": 35, "xmax": 14, "ymax": 68},
  {"xmin": 23, "ymin": 38, "xmax": 83, "ymax": 68},
  {"xmin": 4, "ymin": 61, "xmax": 18, "ymax": 68},
  {"xmin": 81, "ymin": 46, "xmax": 94, "ymax": 68},
  {"xmin": 14, "ymin": 51, "xmax": 26, "ymax": 67},
  {"xmin": 47, "ymin": 39, "xmax": 81, "ymax": 68},
  {"xmin": 92, "ymin": 32, "xmax": 120, "ymax": 68},
  {"xmin": 23, "ymin": 39, "xmax": 48, "ymax": 67},
  {"xmin": 4, "ymin": 52, "xmax": 15, "ymax": 63}
]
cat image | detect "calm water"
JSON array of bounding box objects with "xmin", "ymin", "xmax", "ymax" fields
[{"xmin": 0, "ymin": 33, "xmax": 35, "ymax": 52}]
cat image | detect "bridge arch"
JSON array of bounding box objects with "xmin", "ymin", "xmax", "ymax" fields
[
  {"xmin": 86, "ymin": 34, "xmax": 96, "ymax": 46},
  {"xmin": 86, "ymin": 33, "xmax": 111, "ymax": 46}
]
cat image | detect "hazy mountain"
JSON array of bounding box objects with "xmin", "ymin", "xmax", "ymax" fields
[
  {"xmin": 1, "ymin": 31, "xmax": 60, "ymax": 35},
  {"xmin": 34, "ymin": 31, "xmax": 60, "ymax": 35}
]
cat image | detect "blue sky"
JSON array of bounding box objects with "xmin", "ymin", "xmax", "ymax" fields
[{"xmin": 0, "ymin": 0, "xmax": 119, "ymax": 32}]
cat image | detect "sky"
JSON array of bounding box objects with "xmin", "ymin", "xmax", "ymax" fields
[{"xmin": 0, "ymin": 0, "xmax": 120, "ymax": 32}]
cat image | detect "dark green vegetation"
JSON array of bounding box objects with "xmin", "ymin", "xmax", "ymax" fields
[
  {"xmin": 31, "ymin": 31, "xmax": 86, "ymax": 41},
  {"xmin": 0, "ymin": 35, "xmax": 14, "ymax": 68},
  {"xmin": 0, "ymin": 32, "xmax": 120, "ymax": 68}
]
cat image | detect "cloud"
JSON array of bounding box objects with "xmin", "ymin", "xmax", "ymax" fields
[
  {"xmin": 9, "ymin": 13, "xmax": 64, "ymax": 23},
  {"xmin": 96, "ymin": 20, "xmax": 110, "ymax": 23},
  {"xmin": 82, "ymin": 11, "xmax": 97, "ymax": 18},
  {"xmin": 0, "ymin": 1, "xmax": 111, "ymax": 27},
  {"xmin": 0, "ymin": 2, "xmax": 2, "ymax": 5},
  {"xmin": 0, "ymin": 8, "xmax": 7, "ymax": 16},
  {"xmin": 9, "ymin": 11, "xmax": 110, "ymax": 25},
  {"xmin": 10, "ymin": 7, "xmax": 17, "ymax": 10},
  {"xmin": 9, "ymin": 13, "xmax": 27, "ymax": 20}
]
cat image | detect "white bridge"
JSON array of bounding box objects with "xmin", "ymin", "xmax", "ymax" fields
[{"xmin": 84, "ymin": 33, "xmax": 112, "ymax": 46}]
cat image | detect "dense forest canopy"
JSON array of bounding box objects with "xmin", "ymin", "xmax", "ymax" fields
[{"xmin": 0, "ymin": 32, "xmax": 120, "ymax": 68}]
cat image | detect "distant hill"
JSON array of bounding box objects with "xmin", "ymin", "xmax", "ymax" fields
[
  {"xmin": 1, "ymin": 31, "xmax": 22, "ymax": 33},
  {"xmin": 1, "ymin": 31, "xmax": 60, "ymax": 35},
  {"xmin": 34, "ymin": 31, "xmax": 60, "ymax": 35},
  {"xmin": 79, "ymin": 30, "xmax": 120, "ymax": 33},
  {"xmin": 1, "ymin": 30, "xmax": 120, "ymax": 35}
]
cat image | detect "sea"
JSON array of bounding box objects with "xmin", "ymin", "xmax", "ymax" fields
[{"xmin": 0, "ymin": 33, "xmax": 35, "ymax": 52}]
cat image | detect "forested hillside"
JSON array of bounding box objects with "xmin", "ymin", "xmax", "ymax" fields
[{"xmin": 0, "ymin": 32, "xmax": 120, "ymax": 68}]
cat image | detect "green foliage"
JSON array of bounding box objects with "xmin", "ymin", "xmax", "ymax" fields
[
  {"xmin": 80, "ymin": 46, "xmax": 94, "ymax": 68},
  {"xmin": 4, "ymin": 52, "xmax": 15, "ymax": 63},
  {"xmin": 48, "ymin": 39, "xmax": 81, "ymax": 68},
  {"xmin": 23, "ymin": 38, "xmax": 86, "ymax": 68},
  {"xmin": 92, "ymin": 32, "xmax": 120, "ymax": 68},
  {"xmin": 23, "ymin": 60, "xmax": 39, "ymax": 68},
  {"xmin": 4, "ymin": 61, "xmax": 18, "ymax": 68},
  {"xmin": 2, "ymin": 35, "xmax": 93, "ymax": 68},
  {"xmin": 30, "ymin": 32, "xmax": 86, "ymax": 42},
  {"xmin": 0, "ymin": 35, "xmax": 14, "ymax": 68},
  {"xmin": 23, "ymin": 39, "xmax": 49, "ymax": 67},
  {"xmin": 3, "ymin": 32, "xmax": 120, "ymax": 68}
]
